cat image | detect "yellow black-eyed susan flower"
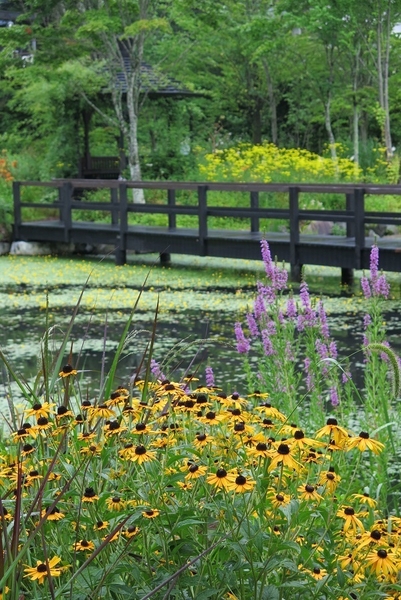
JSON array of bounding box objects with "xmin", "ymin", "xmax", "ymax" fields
[
  {"xmin": 193, "ymin": 433, "xmax": 214, "ymax": 448},
  {"xmin": 59, "ymin": 364, "xmax": 77, "ymax": 378},
  {"xmin": 74, "ymin": 539, "xmax": 95, "ymax": 552},
  {"xmin": 82, "ymin": 487, "xmax": 99, "ymax": 503},
  {"xmin": 206, "ymin": 467, "xmax": 234, "ymax": 490},
  {"xmin": 77, "ymin": 431, "xmax": 96, "ymax": 441},
  {"xmin": 55, "ymin": 405, "xmax": 74, "ymax": 420},
  {"xmin": 247, "ymin": 441, "xmax": 271, "ymax": 459},
  {"xmin": 132, "ymin": 422, "xmax": 152, "ymax": 435},
  {"xmin": 142, "ymin": 508, "xmax": 160, "ymax": 519},
  {"xmin": 23, "ymin": 556, "xmax": 63, "ymax": 584},
  {"xmin": 21, "ymin": 443, "xmax": 35, "ymax": 456},
  {"xmin": 356, "ymin": 529, "xmax": 384, "ymax": 551},
  {"xmin": 130, "ymin": 445, "xmax": 156, "ymax": 465},
  {"xmin": 94, "ymin": 520, "xmax": 109, "ymax": 531},
  {"xmin": 247, "ymin": 390, "xmax": 269, "ymax": 399},
  {"xmin": 181, "ymin": 462, "xmax": 208, "ymax": 480},
  {"xmin": 229, "ymin": 473, "xmax": 256, "ymax": 493},
  {"xmin": 306, "ymin": 566, "xmax": 328, "ymax": 580},
  {"xmin": 80, "ymin": 443, "xmax": 103, "ymax": 456},
  {"xmin": 346, "ymin": 432, "xmax": 385, "ymax": 454},
  {"xmin": 288, "ymin": 429, "xmax": 324, "ymax": 451},
  {"xmin": 318, "ymin": 467, "xmax": 341, "ymax": 493},
  {"xmin": 34, "ymin": 417, "xmax": 53, "ymax": 431},
  {"xmin": 351, "ymin": 492, "xmax": 377, "ymax": 508},
  {"xmin": 0, "ymin": 587, "xmax": 10, "ymax": 599},
  {"xmin": 25, "ymin": 401, "xmax": 55, "ymax": 419},
  {"xmin": 364, "ymin": 548, "xmax": 399, "ymax": 578},
  {"xmin": 106, "ymin": 496, "xmax": 126, "ymax": 511},
  {"xmin": 197, "ymin": 411, "xmax": 225, "ymax": 425},
  {"xmin": 104, "ymin": 420, "xmax": 127, "ymax": 437},
  {"xmin": 268, "ymin": 443, "xmax": 302, "ymax": 472},
  {"xmin": 41, "ymin": 506, "xmax": 65, "ymax": 521},
  {"xmin": 315, "ymin": 418, "xmax": 349, "ymax": 446},
  {"xmin": 337, "ymin": 506, "xmax": 365, "ymax": 534},
  {"xmin": 89, "ymin": 404, "xmax": 116, "ymax": 420},
  {"xmin": 265, "ymin": 488, "xmax": 291, "ymax": 509},
  {"xmin": 297, "ymin": 484, "xmax": 323, "ymax": 503},
  {"xmin": 123, "ymin": 525, "xmax": 140, "ymax": 538},
  {"xmin": 254, "ymin": 403, "xmax": 286, "ymax": 422}
]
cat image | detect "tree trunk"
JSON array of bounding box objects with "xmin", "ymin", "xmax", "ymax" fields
[
  {"xmin": 262, "ymin": 59, "xmax": 278, "ymax": 145},
  {"xmin": 377, "ymin": 0, "xmax": 393, "ymax": 159},
  {"xmin": 324, "ymin": 93, "xmax": 338, "ymax": 173}
]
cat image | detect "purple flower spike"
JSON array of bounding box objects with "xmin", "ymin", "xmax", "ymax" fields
[
  {"xmin": 370, "ymin": 245, "xmax": 379, "ymax": 282},
  {"xmin": 330, "ymin": 386, "xmax": 339, "ymax": 407},
  {"xmin": 205, "ymin": 366, "xmax": 215, "ymax": 387},
  {"xmin": 235, "ymin": 322, "xmax": 250, "ymax": 354},
  {"xmin": 361, "ymin": 276, "xmax": 371, "ymax": 299}
]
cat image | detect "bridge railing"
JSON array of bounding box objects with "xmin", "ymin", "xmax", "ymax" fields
[{"xmin": 12, "ymin": 179, "xmax": 401, "ymax": 269}]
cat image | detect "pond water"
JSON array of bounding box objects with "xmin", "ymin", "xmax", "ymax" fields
[{"xmin": 0, "ymin": 253, "xmax": 401, "ymax": 413}]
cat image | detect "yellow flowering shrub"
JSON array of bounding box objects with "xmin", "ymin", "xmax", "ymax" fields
[{"xmin": 199, "ymin": 142, "xmax": 363, "ymax": 183}]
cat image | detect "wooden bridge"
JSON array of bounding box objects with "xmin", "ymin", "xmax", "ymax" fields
[{"xmin": 12, "ymin": 179, "xmax": 401, "ymax": 283}]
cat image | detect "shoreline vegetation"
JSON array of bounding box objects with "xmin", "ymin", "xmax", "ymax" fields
[{"xmin": 1, "ymin": 243, "xmax": 401, "ymax": 598}]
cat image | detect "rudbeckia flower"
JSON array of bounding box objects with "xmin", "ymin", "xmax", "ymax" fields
[
  {"xmin": 82, "ymin": 487, "xmax": 99, "ymax": 503},
  {"xmin": 268, "ymin": 443, "xmax": 302, "ymax": 472},
  {"xmin": 142, "ymin": 509, "xmax": 160, "ymax": 519},
  {"xmin": 73, "ymin": 539, "xmax": 95, "ymax": 552},
  {"xmin": 346, "ymin": 432, "xmax": 385, "ymax": 454},
  {"xmin": 337, "ymin": 507, "xmax": 365, "ymax": 534},
  {"xmin": 297, "ymin": 484, "xmax": 323, "ymax": 503},
  {"xmin": 206, "ymin": 468, "xmax": 235, "ymax": 490},
  {"xmin": 130, "ymin": 445, "xmax": 156, "ymax": 464},
  {"xmin": 24, "ymin": 556, "xmax": 63, "ymax": 584},
  {"xmin": 229, "ymin": 474, "xmax": 256, "ymax": 493},
  {"xmin": 106, "ymin": 496, "xmax": 126, "ymax": 511},
  {"xmin": 364, "ymin": 548, "xmax": 399, "ymax": 578},
  {"xmin": 315, "ymin": 418, "xmax": 349, "ymax": 446},
  {"xmin": 59, "ymin": 364, "xmax": 77, "ymax": 378},
  {"xmin": 25, "ymin": 401, "xmax": 55, "ymax": 419}
]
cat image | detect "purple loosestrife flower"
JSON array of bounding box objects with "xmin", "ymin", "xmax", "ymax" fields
[
  {"xmin": 235, "ymin": 322, "xmax": 250, "ymax": 354},
  {"xmin": 329, "ymin": 341, "xmax": 338, "ymax": 359},
  {"xmin": 254, "ymin": 294, "xmax": 266, "ymax": 319},
  {"xmin": 342, "ymin": 371, "xmax": 351, "ymax": 384},
  {"xmin": 361, "ymin": 276, "xmax": 371, "ymax": 299},
  {"xmin": 151, "ymin": 359, "xmax": 165, "ymax": 381},
  {"xmin": 299, "ymin": 281, "xmax": 311, "ymax": 309},
  {"xmin": 370, "ymin": 245, "xmax": 379, "ymax": 282},
  {"xmin": 330, "ymin": 386, "xmax": 339, "ymax": 407},
  {"xmin": 205, "ymin": 366, "xmax": 215, "ymax": 387},
  {"xmin": 260, "ymin": 240, "xmax": 274, "ymax": 279},
  {"xmin": 304, "ymin": 357, "xmax": 313, "ymax": 391},
  {"xmin": 363, "ymin": 314, "xmax": 372, "ymax": 329},
  {"xmin": 261, "ymin": 329, "xmax": 275, "ymax": 356},
  {"xmin": 286, "ymin": 296, "xmax": 297, "ymax": 320},
  {"xmin": 318, "ymin": 302, "xmax": 330, "ymax": 339},
  {"xmin": 246, "ymin": 313, "xmax": 259, "ymax": 337},
  {"xmin": 272, "ymin": 267, "xmax": 288, "ymax": 291},
  {"xmin": 266, "ymin": 320, "xmax": 277, "ymax": 336},
  {"xmin": 373, "ymin": 274, "xmax": 390, "ymax": 299}
]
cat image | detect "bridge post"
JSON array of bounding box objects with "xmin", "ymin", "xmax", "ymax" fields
[
  {"xmin": 60, "ymin": 182, "xmax": 73, "ymax": 243},
  {"xmin": 354, "ymin": 188, "xmax": 365, "ymax": 270},
  {"xmin": 116, "ymin": 182, "xmax": 128, "ymax": 265},
  {"xmin": 342, "ymin": 193, "xmax": 356, "ymax": 286},
  {"xmin": 13, "ymin": 181, "xmax": 21, "ymax": 239},
  {"xmin": 250, "ymin": 191, "xmax": 259, "ymax": 233},
  {"xmin": 289, "ymin": 186, "xmax": 302, "ymax": 282},
  {"xmin": 198, "ymin": 185, "xmax": 208, "ymax": 256}
]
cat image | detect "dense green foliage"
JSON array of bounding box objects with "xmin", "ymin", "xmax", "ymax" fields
[{"xmin": 1, "ymin": 0, "xmax": 401, "ymax": 180}]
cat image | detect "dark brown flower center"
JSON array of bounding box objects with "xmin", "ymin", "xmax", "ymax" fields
[
  {"xmin": 235, "ymin": 475, "xmax": 246, "ymax": 485},
  {"xmin": 37, "ymin": 563, "xmax": 48, "ymax": 572},
  {"xmin": 216, "ymin": 468, "xmax": 227, "ymax": 478},
  {"xmin": 377, "ymin": 549, "xmax": 387, "ymax": 558},
  {"xmin": 277, "ymin": 443, "xmax": 290, "ymax": 455},
  {"xmin": 344, "ymin": 507, "xmax": 355, "ymax": 515},
  {"xmin": 135, "ymin": 445, "xmax": 146, "ymax": 455}
]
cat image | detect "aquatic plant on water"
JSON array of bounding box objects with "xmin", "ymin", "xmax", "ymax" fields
[{"xmin": 0, "ymin": 243, "xmax": 400, "ymax": 599}]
